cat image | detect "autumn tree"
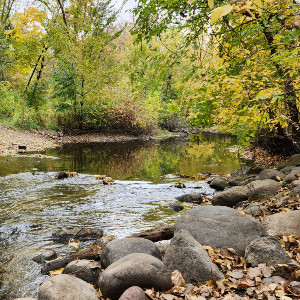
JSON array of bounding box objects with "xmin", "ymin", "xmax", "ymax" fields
[{"xmin": 133, "ymin": 0, "xmax": 300, "ymax": 153}]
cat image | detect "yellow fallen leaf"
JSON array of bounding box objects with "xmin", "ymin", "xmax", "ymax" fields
[{"xmin": 49, "ymin": 268, "xmax": 64, "ymax": 276}]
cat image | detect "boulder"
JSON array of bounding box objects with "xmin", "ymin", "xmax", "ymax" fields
[
  {"xmin": 209, "ymin": 177, "xmax": 228, "ymax": 191},
  {"xmin": 258, "ymin": 169, "xmax": 285, "ymax": 180},
  {"xmin": 284, "ymin": 170, "xmax": 300, "ymax": 184},
  {"xmin": 33, "ymin": 250, "xmax": 57, "ymax": 264},
  {"xmin": 291, "ymin": 180, "xmax": 300, "ymax": 188},
  {"xmin": 280, "ymin": 166, "xmax": 300, "ymax": 175},
  {"xmin": 290, "ymin": 186, "xmax": 300, "ymax": 197},
  {"xmin": 38, "ymin": 274, "xmax": 99, "ymax": 300},
  {"xmin": 211, "ymin": 185, "xmax": 249, "ymax": 207},
  {"xmin": 176, "ymin": 193, "xmax": 203, "ymax": 204},
  {"xmin": 283, "ymin": 154, "xmax": 300, "ymax": 167},
  {"xmin": 100, "ymin": 237, "xmax": 162, "ymax": 268},
  {"xmin": 174, "ymin": 206, "xmax": 267, "ymax": 256},
  {"xmin": 156, "ymin": 242, "xmax": 168, "ymax": 257},
  {"xmin": 119, "ymin": 286, "xmax": 148, "ymax": 300},
  {"xmin": 63, "ymin": 259, "xmax": 101, "ymax": 284},
  {"xmin": 52, "ymin": 228, "xmax": 103, "ymax": 243},
  {"xmin": 228, "ymin": 175, "xmax": 257, "ymax": 187},
  {"xmin": 98, "ymin": 253, "xmax": 172, "ymax": 300},
  {"xmin": 169, "ymin": 204, "xmax": 184, "ymax": 212},
  {"xmin": 247, "ymin": 179, "xmax": 281, "ymax": 200},
  {"xmin": 262, "ymin": 210, "xmax": 300, "ymax": 236},
  {"xmin": 163, "ymin": 229, "xmax": 224, "ymax": 283},
  {"xmin": 245, "ymin": 236, "xmax": 293, "ymax": 267}
]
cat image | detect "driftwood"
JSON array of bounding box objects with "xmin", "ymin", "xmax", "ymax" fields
[
  {"xmin": 41, "ymin": 244, "xmax": 102, "ymax": 275},
  {"xmin": 128, "ymin": 223, "xmax": 174, "ymax": 242}
]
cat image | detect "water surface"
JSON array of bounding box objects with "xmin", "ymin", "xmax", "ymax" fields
[{"xmin": 0, "ymin": 134, "xmax": 245, "ymax": 299}]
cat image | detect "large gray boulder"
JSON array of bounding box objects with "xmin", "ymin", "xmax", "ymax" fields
[
  {"xmin": 258, "ymin": 169, "xmax": 285, "ymax": 180},
  {"xmin": 262, "ymin": 210, "xmax": 300, "ymax": 236},
  {"xmin": 100, "ymin": 237, "xmax": 162, "ymax": 268},
  {"xmin": 163, "ymin": 229, "xmax": 224, "ymax": 283},
  {"xmin": 174, "ymin": 206, "xmax": 267, "ymax": 256},
  {"xmin": 247, "ymin": 179, "xmax": 281, "ymax": 200},
  {"xmin": 119, "ymin": 286, "xmax": 148, "ymax": 300},
  {"xmin": 245, "ymin": 236, "xmax": 294, "ymax": 267},
  {"xmin": 209, "ymin": 177, "xmax": 228, "ymax": 191},
  {"xmin": 98, "ymin": 253, "xmax": 172, "ymax": 300},
  {"xmin": 38, "ymin": 274, "xmax": 99, "ymax": 300},
  {"xmin": 63, "ymin": 259, "xmax": 101, "ymax": 284},
  {"xmin": 211, "ymin": 185, "xmax": 249, "ymax": 206}
]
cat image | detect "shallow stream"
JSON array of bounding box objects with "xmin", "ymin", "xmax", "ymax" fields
[{"xmin": 0, "ymin": 134, "xmax": 246, "ymax": 299}]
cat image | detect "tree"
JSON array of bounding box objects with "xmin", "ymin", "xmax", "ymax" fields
[{"xmin": 133, "ymin": 0, "xmax": 300, "ymax": 153}]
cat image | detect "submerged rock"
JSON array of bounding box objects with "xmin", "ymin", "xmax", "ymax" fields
[
  {"xmin": 164, "ymin": 229, "xmax": 224, "ymax": 283},
  {"xmin": 174, "ymin": 206, "xmax": 267, "ymax": 256},
  {"xmin": 169, "ymin": 203, "xmax": 184, "ymax": 212},
  {"xmin": 33, "ymin": 250, "xmax": 57, "ymax": 264},
  {"xmin": 52, "ymin": 228, "xmax": 103, "ymax": 243},
  {"xmin": 98, "ymin": 253, "xmax": 172, "ymax": 300}
]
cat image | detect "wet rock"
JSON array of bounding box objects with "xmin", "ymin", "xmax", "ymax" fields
[
  {"xmin": 176, "ymin": 193, "xmax": 203, "ymax": 204},
  {"xmin": 164, "ymin": 229, "xmax": 224, "ymax": 283},
  {"xmin": 209, "ymin": 177, "xmax": 228, "ymax": 191},
  {"xmin": 174, "ymin": 206, "xmax": 267, "ymax": 256},
  {"xmin": 262, "ymin": 210, "xmax": 300, "ymax": 236},
  {"xmin": 247, "ymin": 179, "xmax": 281, "ymax": 200},
  {"xmin": 100, "ymin": 237, "xmax": 162, "ymax": 268},
  {"xmin": 52, "ymin": 228, "xmax": 103, "ymax": 243},
  {"xmin": 98, "ymin": 253, "xmax": 172, "ymax": 300},
  {"xmin": 38, "ymin": 274, "xmax": 99, "ymax": 300},
  {"xmin": 284, "ymin": 170, "xmax": 300, "ymax": 184},
  {"xmin": 63, "ymin": 259, "xmax": 101, "ymax": 284},
  {"xmin": 290, "ymin": 185, "xmax": 300, "ymax": 197},
  {"xmin": 211, "ymin": 185, "xmax": 249, "ymax": 207},
  {"xmin": 245, "ymin": 236, "xmax": 293, "ymax": 267},
  {"xmin": 33, "ymin": 250, "xmax": 57, "ymax": 264},
  {"xmin": 169, "ymin": 203, "xmax": 184, "ymax": 212},
  {"xmin": 55, "ymin": 171, "xmax": 68, "ymax": 179},
  {"xmin": 119, "ymin": 286, "xmax": 148, "ymax": 300},
  {"xmin": 258, "ymin": 169, "xmax": 285, "ymax": 180},
  {"xmin": 18, "ymin": 145, "xmax": 27, "ymax": 150}
]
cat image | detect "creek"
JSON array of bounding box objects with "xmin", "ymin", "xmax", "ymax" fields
[{"xmin": 0, "ymin": 134, "xmax": 246, "ymax": 299}]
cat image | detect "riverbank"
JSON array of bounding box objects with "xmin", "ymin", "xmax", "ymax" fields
[{"xmin": 0, "ymin": 124, "xmax": 188, "ymax": 156}]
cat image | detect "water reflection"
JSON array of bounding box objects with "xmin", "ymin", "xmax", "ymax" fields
[{"xmin": 0, "ymin": 134, "xmax": 245, "ymax": 299}]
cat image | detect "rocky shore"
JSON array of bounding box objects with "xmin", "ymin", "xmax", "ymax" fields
[{"xmin": 14, "ymin": 154, "xmax": 300, "ymax": 300}]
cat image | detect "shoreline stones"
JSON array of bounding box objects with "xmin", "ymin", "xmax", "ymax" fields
[
  {"xmin": 38, "ymin": 274, "xmax": 99, "ymax": 300},
  {"xmin": 98, "ymin": 253, "xmax": 172, "ymax": 299},
  {"xmin": 52, "ymin": 228, "xmax": 103, "ymax": 243},
  {"xmin": 100, "ymin": 237, "xmax": 162, "ymax": 268},
  {"xmin": 174, "ymin": 206, "xmax": 267, "ymax": 256},
  {"xmin": 163, "ymin": 229, "xmax": 224, "ymax": 283}
]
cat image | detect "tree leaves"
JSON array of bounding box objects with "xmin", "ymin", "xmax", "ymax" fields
[{"xmin": 210, "ymin": 4, "xmax": 233, "ymax": 25}]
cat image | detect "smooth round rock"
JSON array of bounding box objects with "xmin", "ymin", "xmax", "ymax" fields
[
  {"xmin": 175, "ymin": 206, "xmax": 267, "ymax": 256},
  {"xmin": 98, "ymin": 253, "xmax": 172, "ymax": 300},
  {"xmin": 100, "ymin": 237, "xmax": 162, "ymax": 268},
  {"xmin": 38, "ymin": 274, "xmax": 99, "ymax": 300}
]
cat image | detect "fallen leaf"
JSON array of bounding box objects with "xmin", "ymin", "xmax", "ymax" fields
[
  {"xmin": 171, "ymin": 270, "xmax": 186, "ymax": 287},
  {"xmin": 49, "ymin": 268, "xmax": 64, "ymax": 276}
]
